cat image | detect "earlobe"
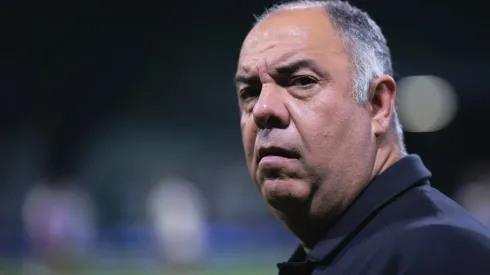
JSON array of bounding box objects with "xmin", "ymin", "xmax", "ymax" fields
[{"xmin": 370, "ymin": 75, "xmax": 396, "ymax": 136}]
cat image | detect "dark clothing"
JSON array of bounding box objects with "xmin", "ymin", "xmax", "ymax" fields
[{"xmin": 277, "ymin": 155, "xmax": 490, "ymax": 275}]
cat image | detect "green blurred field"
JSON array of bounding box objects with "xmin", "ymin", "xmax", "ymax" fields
[
  {"xmin": 0, "ymin": 247, "xmax": 285, "ymax": 274},
  {"xmin": 0, "ymin": 265, "xmax": 277, "ymax": 275}
]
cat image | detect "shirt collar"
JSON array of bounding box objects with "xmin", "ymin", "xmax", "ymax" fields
[{"xmin": 283, "ymin": 154, "xmax": 432, "ymax": 264}]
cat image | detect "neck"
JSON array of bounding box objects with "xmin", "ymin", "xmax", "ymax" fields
[
  {"xmin": 372, "ymin": 135, "xmax": 405, "ymax": 180},
  {"xmin": 298, "ymin": 137, "xmax": 405, "ymax": 253}
]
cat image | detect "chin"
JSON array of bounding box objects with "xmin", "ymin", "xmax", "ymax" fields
[{"xmin": 261, "ymin": 178, "xmax": 312, "ymax": 211}]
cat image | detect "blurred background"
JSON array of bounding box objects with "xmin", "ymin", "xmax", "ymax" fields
[{"xmin": 0, "ymin": 0, "xmax": 489, "ymax": 274}]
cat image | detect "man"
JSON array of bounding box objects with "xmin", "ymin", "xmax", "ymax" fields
[{"xmin": 234, "ymin": 0, "xmax": 490, "ymax": 274}]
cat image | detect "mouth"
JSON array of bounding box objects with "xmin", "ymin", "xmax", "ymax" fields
[{"xmin": 257, "ymin": 146, "xmax": 300, "ymax": 164}]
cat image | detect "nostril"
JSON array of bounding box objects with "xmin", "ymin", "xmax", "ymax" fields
[
  {"xmin": 254, "ymin": 113, "xmax": 285, "ymax": 129},
  {"xmin": 253, "ymin": 114, "xmax": 267, "ymax": 128}
]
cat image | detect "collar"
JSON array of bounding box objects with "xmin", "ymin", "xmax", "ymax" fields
[{"xmin": 280, "ymin": 154, "xmax": 432, "ymax": 266}]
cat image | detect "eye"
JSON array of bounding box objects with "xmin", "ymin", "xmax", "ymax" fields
[
  {"xmin": 239, "ymin": 86, "xmax": 260, "ymax": 101},
  {"xmin": 289, "ymin": 76, "xmax": 317, "ymax": 88}
]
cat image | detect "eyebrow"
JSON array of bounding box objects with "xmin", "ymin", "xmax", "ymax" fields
[
  {"xmin": 233, "ymin": 74, "xmax": 259, "ymax": 88},
  {"xmin": 234, "ymin": 58, "xmax": 324, "ymax": 86},
  {"xmin": 275, "ymin": 59, "xmax": 323, "ymax": 76}
]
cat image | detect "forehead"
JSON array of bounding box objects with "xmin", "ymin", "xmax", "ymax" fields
[{"xmin": 237, "ymin": 8, "xmax": 345, "ymax": 73}]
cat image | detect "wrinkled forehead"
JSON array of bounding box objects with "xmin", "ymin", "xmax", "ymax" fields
[
  {"xmin": 242, "ymin": 23, "xmax": 309, "ymax": 51},
  {"xmin": 238, "ymin": 32, "xmax": 307, "ymax": 74},
  {"xmin": 237, "ymin": 9, "xmax": 344, "ymax": 73}
]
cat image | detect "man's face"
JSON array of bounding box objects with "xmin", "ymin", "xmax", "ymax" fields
[{"xmin": 236, "ymin": 9, "xmax": 377, "ymax": 221}]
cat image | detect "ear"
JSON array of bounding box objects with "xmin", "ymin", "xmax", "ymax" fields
[{"xmin": 368, "ymin": 75, "xmax": 397, "ymax": 136}]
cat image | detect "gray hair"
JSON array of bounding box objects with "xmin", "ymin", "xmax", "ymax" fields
[{"xmin": 255, "ymin": 0, "xmax": 406, "ymax": 152}]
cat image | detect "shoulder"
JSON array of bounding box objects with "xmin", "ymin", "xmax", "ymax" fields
[
  {"xmin": 399, "ymin": 221, "xmax": 490, "ymax": 253},
  {"xmin": 395, "ymin": 222, "xmax": 490, "ymax": 274}
]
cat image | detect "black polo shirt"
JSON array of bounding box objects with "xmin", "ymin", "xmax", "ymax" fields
[{"xmin": 277, "ymin": 155, "xmax": 490, "ymax": 275}]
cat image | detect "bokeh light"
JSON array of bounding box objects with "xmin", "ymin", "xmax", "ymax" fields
[{"xmin": 397, "ymin": 75, "xmax": 458, "ymax": 133}]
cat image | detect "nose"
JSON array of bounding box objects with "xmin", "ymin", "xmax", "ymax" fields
[{"xmin": 252, "ymin": 84, "xmax": 290, "ymax": 129}]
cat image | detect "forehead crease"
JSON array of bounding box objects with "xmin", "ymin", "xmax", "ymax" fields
[
  {"xmin": 239, "ymin": 49, "xmax": 300, "ymax": 74},
  {"xmin": 238, "ymin": 10, "xmax": 340, "ymax": 74},
  {"xmin": 239, "ymin": 42, "xmax": 276, "ymax": 69}
]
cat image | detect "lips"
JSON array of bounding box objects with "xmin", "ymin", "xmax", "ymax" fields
[{"xmin": 257, "ymin": 146, "xmax": 300, "ymax": 164}]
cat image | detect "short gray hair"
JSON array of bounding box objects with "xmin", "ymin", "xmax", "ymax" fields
[{"xmin": 255, "ymin": 0, "xmax": 405, "ymax": 152}]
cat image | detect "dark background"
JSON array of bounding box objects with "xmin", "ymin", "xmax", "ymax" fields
[{"xmin": 0, "ymin": 0, "xmax": 489, "ymax": 272}]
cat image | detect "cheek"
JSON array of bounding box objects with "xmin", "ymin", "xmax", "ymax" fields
[
  {"xmin": 324, "ymin": 104, "xmax": 373, "ymax": 165},
  {"xmin": 302, "ymin": 99, "xmax": 366, "ymax": 160},
  {"xmin": 240, "ymin": 117, "xmax": 257, "ymax": 168}
]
